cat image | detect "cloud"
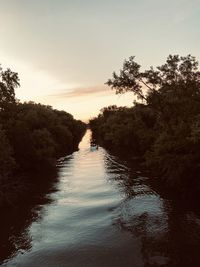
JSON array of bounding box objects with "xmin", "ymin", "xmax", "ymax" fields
[{"xmin": 48, "ymin": 85, "xmax": 110, "ymax": 98}]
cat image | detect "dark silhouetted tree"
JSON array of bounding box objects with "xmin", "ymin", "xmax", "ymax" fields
[
  {"xmin": 0, "ymin": 67, "xmax": 20, "ymax": 109},
  {"xmin": 91, "ymin": 55, "xmax": 200, "ymax": 191}
]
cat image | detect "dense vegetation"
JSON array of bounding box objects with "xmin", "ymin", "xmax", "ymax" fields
[
  {"xmin": 0, "ymin": 66, "xmax": 86, "ymax": 207},
  {"xmin": 90, "ymin": 55, "xmax": 200, "ymax": 193}
]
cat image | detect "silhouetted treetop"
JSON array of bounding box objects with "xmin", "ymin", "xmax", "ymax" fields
[
  {"xmin": 0, "ymin": 67, "xmax": 20, "ymax": 108},
  {"xmin": 106, "ymin": 54, "xmax": 200, "ymax": 102}
]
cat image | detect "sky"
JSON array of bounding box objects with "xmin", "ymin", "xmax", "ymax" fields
[{"xmin": 0, "ymin": 0, "xmax": 200, "ymax": 121}]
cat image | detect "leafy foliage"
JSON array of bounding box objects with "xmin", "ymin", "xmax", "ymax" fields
[
  {"xmin": 0, "ymin": 67, "xmax": 19, "ymax": 109},
  {"xmin": 0, "ymin": 125, "xmax": 16, "ymax": 177},
  {"xmin": 91, "ymin": 55, "xmax": 200, "ymax": 191},
  {"xmin": 0, "ymin": 66, "xmax": 86, "ymax": 177}
]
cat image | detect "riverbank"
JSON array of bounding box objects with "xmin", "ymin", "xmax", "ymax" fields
[
  {"xmin": 95, "ymin": 142, "xmax": 200, "ymax": 201},
  {"xmin": 0, "ymin": 76, "xmax": 86, "ymax": 209},
  {"xmin": 0, "ymin": 128, "xmax": 86, "ymax": 210},
  {"xmin": 89, "ymin": 103, "xmax": 200, "ymax": 198}
]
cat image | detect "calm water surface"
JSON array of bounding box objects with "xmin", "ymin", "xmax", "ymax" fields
[{"xmin": 1, "ymin": 130, "xmax": 200, "ymax": 267}]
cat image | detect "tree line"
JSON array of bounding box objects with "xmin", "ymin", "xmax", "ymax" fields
[
  {"xmin": 0, "ymin": 66, "xmax": 86, "ymax": 207},
  {"xmin": 90, "ymin": 55, "xmax": 200, "ymax": 193}
]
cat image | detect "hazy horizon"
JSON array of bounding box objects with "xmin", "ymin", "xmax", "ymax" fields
[{"xmin": 1, "ymin": 0, "xmax": 200, "ymax": 121}]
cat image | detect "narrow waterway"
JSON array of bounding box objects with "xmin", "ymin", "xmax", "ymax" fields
[{"xmin": 1, "ymin": 130, "xmax": 200, "ymax": 267}]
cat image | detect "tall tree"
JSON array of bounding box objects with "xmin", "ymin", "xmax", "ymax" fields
[
  {"xmin": 0, "ymin": 67, "xmax": 20, "ymax": 109},
  {"xmin": 106, "ymin": 54, "xmax": 200, "ymax": 103}
]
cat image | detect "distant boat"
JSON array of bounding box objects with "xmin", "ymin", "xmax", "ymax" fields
[{"xmin": 90, "ymin": 141, "xmax": 98, "ymax": 150}]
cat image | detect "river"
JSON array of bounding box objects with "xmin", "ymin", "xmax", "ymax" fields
[{"xmin": 1, "ymin": 130, "xmax": 200, "ymax": 267}]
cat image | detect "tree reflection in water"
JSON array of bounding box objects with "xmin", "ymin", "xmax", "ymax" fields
[
  {"xmin": 104, "ymin": 153, "xmax": 200, "ymax": 267},
  {"xmin": 0, "ymin": 173, "xmax": 59, "ymax": 265}
]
